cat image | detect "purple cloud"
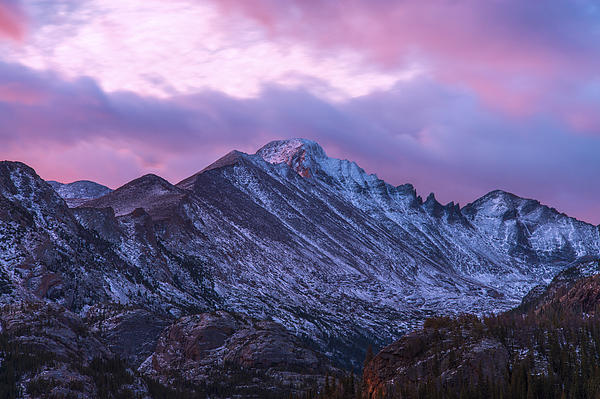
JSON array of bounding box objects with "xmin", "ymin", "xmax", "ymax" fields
[{"xmin": 1, "ymin": 61, "xmax": 599, "ymax": 224}]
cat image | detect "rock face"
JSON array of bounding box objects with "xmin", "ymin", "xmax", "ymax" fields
[
  {"xmin": 362, "ymin": 318, "xmax": 510, "ymax": 398},
  {"xmin": 139, "ymin": 311, "xmax": 336, "ymax": 396},
  {"xmin": 1, "ymin": 302, "xmax": 108, "ymax": 363},
  {"xmin": 85, "ymin": 304, "xmax": 173, "ymax": 367},
  {"xmin": 0, "ymin": 139, "xmax": 599, "ymax": 373},
  {"xmin": 0, "ymin": 162, "xmax": 127, "ymax": 309},
  {"xmin": 462, "ymin": 190, "xmax": 596, "ymax": 265},
  {"xmin": 526, "ymin": 258, "xmax": 600, "ymax": 315},
  {"xmin": 47, "ymin": 180, "xmax": 112, "ymax": 207},
  {"xmin": 0, "ymin": 300, "xmax": 332, "ymax": 398}
]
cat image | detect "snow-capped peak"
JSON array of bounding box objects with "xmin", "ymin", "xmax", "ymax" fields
[
  {"xmin": 257, "ymin": 138, "xmax": 326, "ymax": 164},
  {"xmin": 48, "ymin": 180, "xmax": 112, "ymax": 203},
  {"xmin": 256, "ymin": 138, "xmax": 392, "ymax": 199},
  {"xmin": 256, "ymin": 138, "xmax": 327, "ymax": 178}
]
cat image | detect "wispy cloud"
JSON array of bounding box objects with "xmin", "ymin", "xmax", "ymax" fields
[{"xmin": 3, "ymin": 0, "xmax": 416, "ymax": 100}]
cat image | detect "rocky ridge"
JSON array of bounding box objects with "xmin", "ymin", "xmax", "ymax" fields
[{"xmin": 0, "ymin": 139, "xmax": 598, "ymax": 394}]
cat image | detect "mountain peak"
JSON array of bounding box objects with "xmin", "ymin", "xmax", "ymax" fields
[
  {"xmin": 47, "ymin": 180, "xmax": 112, "ymax": 208},
  {"xmin": 126, "ymin": 173, "xmax": 172, "ymax": 188},
  {"xmin": 176, "ymin": 150, "xmax": 247, "ymax": 190},
  {"xmin": 202, "ymin": 150, "xmax": 245, "ymax": 174},
  {"xmin": 257, "ymin": 138, "xmax": 326, "ymax": 162},
  {"xmin": 81, "ymin": 173, "xmax": 186, "ymax": 218},
  {"xmin": 0, "ymin": 161, "xmax": 41, "ymax": 192},
  {"xmin": 463, "ymin": 189, "xmax": 545, "ymax": 219},
  {"xmin": 481, "ymin": 189, "xmax": 521, "ymax": 201},
  {"xmin": 256, "ymin": 138, "xmax": 327, "ymax": 178}
]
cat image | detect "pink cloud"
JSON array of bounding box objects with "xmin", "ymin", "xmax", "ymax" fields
[
  {"xmin": 11, "ymin": 0, "xmax": 596, "ymax": 118},
  {"xmin": 0, "ymin": 1, "xmax": 25, "ymax": 41},
  {"xmin": 5, "ymin": 0, "xmax": 407, "ymax": 102},
  {"xmin": 211, "ymin": 0, "xmax": 600, "ymax": 114}
]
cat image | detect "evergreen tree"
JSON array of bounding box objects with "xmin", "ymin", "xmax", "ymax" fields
[{"xmin": 364, "ymin": 345, "xmax": 374, "ymax": 369}]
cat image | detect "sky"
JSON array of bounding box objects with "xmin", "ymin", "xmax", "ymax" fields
[{"xmin": 0, "ymin": 0, "xmax": 599, "ymax": 224}]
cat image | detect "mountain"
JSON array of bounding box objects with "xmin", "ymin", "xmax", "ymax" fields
[
  {"xmin": 47, "ymin": 179, "xmax": 112, "ymax": 207},
  {"xmin": 169, "ymin": 138, "xmax": 597, "ymax": 363},
  {"xmin": 362, "ymin": 258, "xmax": 600, "ymax": 399},
  {"xmin": 81, "ymin": 174, "xmax": 187, "ymax": 219},
  {"xmin": 0, "ymin": 139, "xmax": 598, "ymax": 395}
]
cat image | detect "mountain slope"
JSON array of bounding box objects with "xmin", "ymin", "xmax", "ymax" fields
[
  {"xmin": 0, "ymin": 139, "xmax": 599, "ymax": 371},
  {"xmin": 463, "ymin": 190, "xmax": 598, "ymax": 265},
  {"xmin": 80, "ymin": 139, "xmax": 600, "ymax": 366},
  {"xmin": 0, "ymin": 161, "xmax": 213, "ymax": 315},
  {"xmin": 362, "ymin": 258, "xmax": 600, "ymax": 399},
  {"xmin": 95, "ymin": 138, "xmax": 600, "ymax": 365}
]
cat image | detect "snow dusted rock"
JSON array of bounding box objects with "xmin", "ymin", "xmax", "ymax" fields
[
  {"xmin": 0, "ymin": 161, "xmax": 212, "ymax": 315},
  {"xmin": 462, "ymin": 190, "xmax": 600, "ymax": 264},
  {"xmin": 0, "ymin": 139, "xmax": 599, "ymax": 372},
  {"xmin": 256, "ymin": 138, "xmax": 326, "ymax": 178},
  {"xmin": 362, "ymin": 257, "xmax": 600, "ymax": 399},
  {"xmin": 47, "ymin": 180, "xmax": 112, "ymax": 208},
  {"xmin": 0, "ymin": 161, "xmax": 119, "ymax": 307},
  {"xmin": 169, "ymin": 138, "xmax": 597, "ymax": 365},
  {"xmin": 519, "ymin": 257, "xmax": 600, "ymax": 312}
]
